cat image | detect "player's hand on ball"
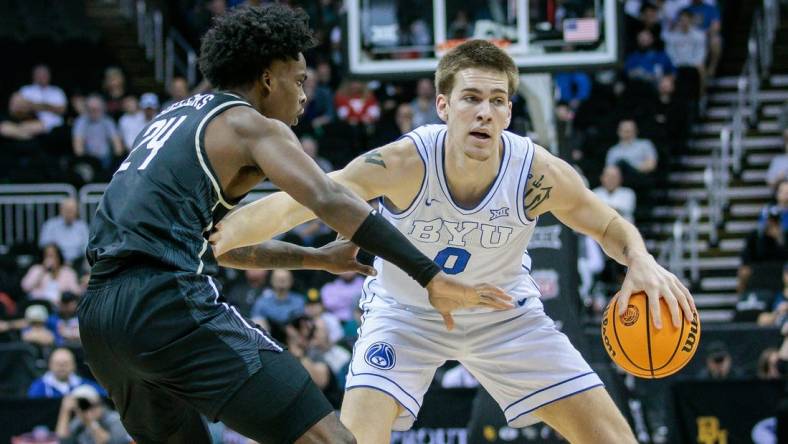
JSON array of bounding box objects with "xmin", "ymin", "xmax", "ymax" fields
[
  {"xmin": 313, "ymin": 239, "xmax": 377, "ymax": 276},
  {"xmin": 426, "ymin": 273, "xmax": 514, "ymax": 330},
  {"xmin": 616, "ymin": 254, "xmax": 697, "ymax": 329}
]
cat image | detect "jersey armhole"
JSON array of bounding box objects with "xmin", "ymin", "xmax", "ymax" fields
[
  {"xmin": 195, "ymin": 101, "xmax": 254, "ymax": 209},
  {"xmin": 516, "ymin": 136, "xmax": 537, "ymax": 224},
  {"xmin": 379, "ymin": 133, "xmax": 428, "ymax": 219}
]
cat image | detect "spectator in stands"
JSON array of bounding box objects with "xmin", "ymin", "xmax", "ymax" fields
[
  {"xmin": 186, "ymin": 0, "xmax": 227, "ymax": 46},
  {"xmin": 19, "ymin": 64, "xmax": 67, "ymax": 132},
  {"xmin": 118, "ymin": 95, "xmax": 143, "ymax": 150},
  {"xmin": 780, "ymin": 101, "xmax": 788, "ymax": 146},
  {"xmin": 304, "ymin": 289, "xmax": 344, "ymax": 348},
  {"xmin": 101, "ymin": 67, "xmax": 127, "ymax": 121},
  {"xmin": 38, "ymin": 197, "xmax": 89, "ymax": 265},
  {"xmin": 316, "ymin": 59, "xmax": 338, "ymax": 90},
  {"xmin": 320, "ymin": 271, "xmax": 363, "ymax": 323},
  {"xmin": 738, "ymin": 206, "xmax": 788, "ymax": 293},
  {"xmin": 275, "ymin": 316, "xmax": 338, "ymax": 405},
  {"xmin": 756, "ymin": 263, "xmax": 788, "ymax": 327},
  {"xmin": 72, "ymin": 94, "xmax": 124, "ymax": 172},
  {"xmin": 626, "ymin": 2, "xmax": 665, "ymax": 54},
  {"xmin": 296, "ymin": 67, "xmax": 333, "ymax": 135},
  {"xmin": 22, "ymin": 244, "xmax": 82, "ymax": 305},
  {"xmin": 410, "ymin": 78, "xmax": 441, "ymax": 127},
  {"xmin": 448, "ymin": 9, "xmax": 471, "ymax": 39},
  {"xmin": 118, "ymin": 93, "xmax": 158, "ymax": 151},
  {"xmin": 696, "ymin": 341, "xmax": 742, "ymax": 380},
  {"xmin": 681, "ymin": 0, "xmax": 722, "ymax": 77},
  {"xmin": 28, "ymin": 348, "xmax": 103, "ymax": 398},
  {"xmin": 225, "ymin": 269, "xmax": 268, "ymax": 318},
  {"xmin": 664, "ymin": 10, "xmax": 707, "ymax": 98},
  {"xmin": 21, "ymin": 304, "xmax": 55, "ymax": 349},
  {"xmin": 334, "ymin": 80, "xmax": 380, "ymax": 126},
  {"xmin": 654, "ymin": 75, "xmax": 691, "ymax": 152},
  {"xmin": 554, "ymin": 72, "xmax": 592, "ymax": 110},
  {"xmin": 625, "ymin": 29, "xmax": 675, "ymax": 87},
  {"xmin": 757, "ymin": 348, "xmax": 782, "ymax": 380},
  {"xmin": 162, "ymin": 76, "xmax": 190, "ymax": 109},
  {"xmin": 309, "ymin": 315, "xmax": 350, "ymax": 395},
  {"xmin": 251, "ymin": 269, "xmax": 305, "ymax": 327},
  {"xmin": 758, "ymin": 181, "xmax": 788, "ymax": 232},
  {"xmin": 47, "ymin": 292, "xmax": 80, "ymax": 347},
  {"xmin": 605, "ymin": 119, "xmax": 658, "ymax": 188},
  {"xmin": 372, "ymin": 102, "xmax": 416, "ymax": 147},
  {"xmin": 55, "ymin": 384, "xmax": 131, "ymax": 444},
  {"xmin": 0, "ymin": 92, "xmax": 46, "ymax": 141},
  {"xmin": 767, "ymin": 144, "xmax": 788, "ymax": 189},
  {"xmin": 593, "ymin": 165, "xmax": 637, "ymax": 222},
  {"xmin": 301, "ymin": 136, "xmax": 333, "ymax": 172}
]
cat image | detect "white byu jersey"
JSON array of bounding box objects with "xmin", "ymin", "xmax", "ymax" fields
[{"xmin": 367, "ymin": 124, "xmax": 542, "ymax": 315}]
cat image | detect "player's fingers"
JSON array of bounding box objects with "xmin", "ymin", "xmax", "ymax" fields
[
  {"xmin": 674, "ymin": 277, "xmax": 697, "ymax": 319},
  {"xmin": 670, "ymin": 278, "xmax": 694, "ymax": 322},
  {"xmin": 441, "ymin": 312, "xmax": 455, "ymax": 331},
  {"xmin": 646, "ymin": 287, "xmax": 663, "ymax": 329},
  {"xmin": 476, "ymin": 284, "xmax": 513, "ymax": 303},
  {"xmin": 663, "ymin": 292, "xmax": 681, "ymax": 328},
  {"xmin": 616, "ymin": 283, "xmax": 634, "ymax": 315},
  {"xmin": 479, "ymin": 294, "xmax": 513, "ymax": 310},
  {"xmin": 355, "ymin": 263, "xmax": 377, "ymax": 277}
]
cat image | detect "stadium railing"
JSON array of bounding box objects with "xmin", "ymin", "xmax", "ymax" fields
[
  {"xmin": 0, "ymin": 184, "xmax": 77, "ymax": 253},
  {"xmin": 663, "ymin": 198, "xmax": 701, "ymax": 287},
  {"xmin": 705, "ymin": 0, "xmax": 779, "ymax": 249},
  {"xmin": 121, "ymin": 0, "xmax": 198, "ymax": 87},
  {"xmin": 0, "ymin": 182, "xmax": 280, "ymax": 253}
]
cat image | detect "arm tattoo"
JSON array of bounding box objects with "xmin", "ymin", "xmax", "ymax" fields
[
  {"xmin": 363, "ymin": 150, "xmax": 386, "ymax": 168},
  {"xmin": 524, "ymin": 174, "xmax": 552, "ymax": 212},
  {"xmin": 219, "ymin": 242, "xmax": 305, "ymax": 269}
]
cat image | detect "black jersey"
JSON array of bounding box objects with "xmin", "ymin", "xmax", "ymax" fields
[{"xmin": 87, "ymin": 92, "xmax": 252, "ymax": 277}]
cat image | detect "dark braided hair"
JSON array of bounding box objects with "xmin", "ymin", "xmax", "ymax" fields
[{"xmin": 199, "ymin": 4, "xmax": 317, "ymax": 89}]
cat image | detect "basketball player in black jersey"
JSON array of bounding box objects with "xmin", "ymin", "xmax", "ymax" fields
[{"xmin": 77, "ymin": 4, "xmax": 511, "ymax": 444}]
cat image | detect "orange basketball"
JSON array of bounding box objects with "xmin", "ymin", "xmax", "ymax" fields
[{"xmin": 601, "ymin": 292, "xmax": 700, "ymax": 378}]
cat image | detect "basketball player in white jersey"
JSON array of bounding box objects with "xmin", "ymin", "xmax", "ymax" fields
[{"xmin": 210, "ymin": 40, "xmax": 696, "ymax": 443}]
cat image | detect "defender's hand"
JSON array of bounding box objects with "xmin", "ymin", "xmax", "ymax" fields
[
  {"xmin": 312, "ymin": 239, "xmax": 377, "ymax": 276},
  {"xmin": 616, "ymin": 254, "xmax": 697, "ymax": 329},
  {"xmin": 426, "ymin": 273, "xmax": 513, "ymax": 330},
  {"xmin": 209, "ymin": 221, "xmax": 233, "ymax": 256}
]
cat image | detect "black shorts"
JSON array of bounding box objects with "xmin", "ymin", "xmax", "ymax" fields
[{"xmin": 78, "ymin": 266, "xmax": 333, "ymax": 443}]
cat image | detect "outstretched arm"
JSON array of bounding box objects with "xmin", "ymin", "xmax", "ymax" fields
[
  {"xmin": 216, "ymin": 239, "xmax": 375, "ymax": 276},
  {"xmin": 526, "ymin": 145, "xmax": 696, "ymax": 328},
  {"xmin": 212, "ymin": 136, "xmax": 423, "ymax": 255}
]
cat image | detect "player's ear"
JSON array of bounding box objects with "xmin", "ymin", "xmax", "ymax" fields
[
  {"xmin": 436, "ymin": 94, "xmax": 449, "ymax": 122},
  {"xmin": 505, "ymin": 99, "xmax": 512, "ymax": 128},
  {"xmin": 258, "ymin": 70, "xmax": 273, "ymax": 97}
]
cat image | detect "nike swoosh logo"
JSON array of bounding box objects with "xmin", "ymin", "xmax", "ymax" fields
[
  {"xmin": 516, "ymin": 298, "xmax": 527, "ymax": 307},
  {"xmin": 425, "ymin": 199, "xmax": 440, "ymax": 206}
]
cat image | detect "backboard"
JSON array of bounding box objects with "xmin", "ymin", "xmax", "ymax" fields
[{"xmin": 345, "ymin": 0, "xmax": 621, "ymax": 77}]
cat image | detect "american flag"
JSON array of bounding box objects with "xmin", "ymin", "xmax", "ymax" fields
[{"xmin": 563, "ymin": 18, "xmax": 599, "ymax": 42}]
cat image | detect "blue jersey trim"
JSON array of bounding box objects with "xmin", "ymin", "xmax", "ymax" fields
[
  {"xmin": 516, "ymin": 136, "xmax": 537, "ymax": 224},
  {"xmin": 503, "ymin": 371, "xmax": 596, "ymax": 413},
  {"xmin": 507, "ymin": 383, "xmax": 605, "ymax": 424}
]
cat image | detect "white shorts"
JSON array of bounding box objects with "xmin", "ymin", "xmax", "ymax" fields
[{"xmin": 346, "ymin": 297, "xmax": 603, "ymax": 431}]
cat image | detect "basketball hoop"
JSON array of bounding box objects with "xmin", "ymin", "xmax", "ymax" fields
[{"xmin": 435, "ymin": 39, "xmax": 511, "ymax": 57}]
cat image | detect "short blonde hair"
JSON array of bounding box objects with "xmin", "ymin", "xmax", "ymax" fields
[{"xmin": 435, "ymin": 40, "xmax": 519, "ymax": 98}]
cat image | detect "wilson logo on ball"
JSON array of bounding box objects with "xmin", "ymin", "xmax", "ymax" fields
[
  {"xmin": 622, "ymin": 305, "xmax": 639, "ymax": 326},
  {"xmin": 681, "ymin": 312, "xmax": 700, "ymax": 353}
]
